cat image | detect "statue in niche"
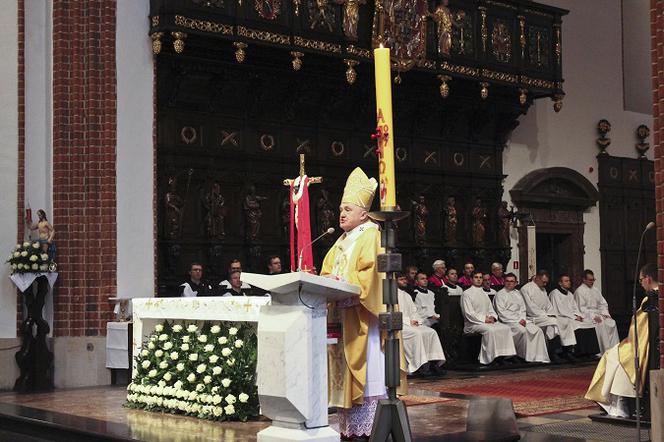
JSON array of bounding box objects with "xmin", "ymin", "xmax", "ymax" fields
[
  {"xmin": 429, "ymin": 0, "xmax": 456, "ymax": 57},
  {"xmin": 28, "ymin": 209, "xmax": 56, "ymax": 261},
  {"xmin": 243, "ymin": 184, "xmax": 268, "ymax": 243},
  {"xmin": 497, "ymin": 201, "xmax": 511, "ymax": 248},
  {"xmin": 443, "ymin": 196, "xmax": 457, "ymax": 245},
  {"xmin": 335, "ymin": 0, "xmax": 366, "ymax": 40},
  {"xmin": 317, "ymin": 189, "xmax": 336, "ymax": 243},
  {"xmin": 281, "ymin": 195, "xmax": 291, "ymax": 239},
  {"xmin": 164, "ymin": 176, "xmax": 184, "ymax": 239},
  {"xmin": 202, "ymin": 182, "xmax": 226, "ymax": 239},
  {"xmin": 411, "ymin": 195, "xmax": 429, "ymax": 245},
  {"xmin": 472, "ymin": 198, "xmax": 487, "ymax": 247},
  {"xmin": 166, "ymin": 244, "xmax": 181, "ymax": 274}
]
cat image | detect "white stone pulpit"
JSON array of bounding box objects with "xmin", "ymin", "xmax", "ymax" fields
[{"xmin": 241, "ymin": 272, "xmax": 360, "ymax": 442}]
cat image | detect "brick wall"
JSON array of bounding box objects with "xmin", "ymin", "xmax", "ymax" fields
[
  {"xmin": 52, "ymin": 0, "xmax": 117, "ymax": 337},
  {"xmin": 652, "ymin": 0, "xmax": 664, "ymax": 368},
  {"xmin": 16, "ymin": 0, "xmax": 25, "ymax": 332}
]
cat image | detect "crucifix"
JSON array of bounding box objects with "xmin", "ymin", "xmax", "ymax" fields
[{"xmin": 283, "ymin": 153, "xmax": 323, "ymax": 272}]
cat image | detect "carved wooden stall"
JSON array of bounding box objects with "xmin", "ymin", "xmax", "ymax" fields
[{"xmin": 150, "ymin": 0, "xmax": 567, "ymax": 295}]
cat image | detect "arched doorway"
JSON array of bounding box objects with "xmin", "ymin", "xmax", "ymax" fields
[{"xmin": 510, "ymin": 167, "xmax": 599, "ymax": 285}]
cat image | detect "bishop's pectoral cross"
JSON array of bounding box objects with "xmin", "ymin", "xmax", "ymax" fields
[{"xmin": 283, "ymin": 153, "xmax": 322, "ymax": 272}]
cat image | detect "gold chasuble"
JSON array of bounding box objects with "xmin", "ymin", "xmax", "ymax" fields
[{"xmin": 585, "ymin": 296, "xmax": 650, "ymax": 402}]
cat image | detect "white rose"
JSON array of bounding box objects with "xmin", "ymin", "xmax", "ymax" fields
[
  {"xmin": 213, "ymin": 395, "xmax": 222, "ymax": 405},
  {"xmin": 141, "ymin": 349, "xmax": 149, "ymax": 357},
  {"xmin": 221, "ymin": 378, "xmax": 231, "ymax": 388},
  {"xmin": 29, "ymin": 255, "xmax": 38, "ymax": 262},
  {"xmin": 11, "ymin": 264, "xmax": 17, "ymax": 270},
  {"xmin": 210, "ymin": 325, "xmax": 221, "ymax": 334},
  {"xmin": 39, "ymin": 264, "xmax": 48, "ymax": 271},
  {"xmin": 212, "ymin": 366, "xmax": 222, "ymax": 375},
  {"xmin": 163, "ymin": 342, "xmax": 173, "ymax": 350},
  {"xmin": 224, "ymin": 404, "xmax": 235, "ymax": 415},
  {"xmin": 20, "ymin": 251, "xmax": 28, "ymax": 257},
  {"xmin": 22, "ymin": 241, "xmax": 30, "ymax": 247},
  {"xmin": 234, "ymin": 339, "xmax": 243, "ymax": 348},
  {"xmin": 228, "ymin": 327, "xmax": 238, "ymax": 336},
  {"xmin": 154, "ymin": 324, "xmax": 164, "ymax": 333},
  {"xmin": 172, "ymin": 324, "xmax": 183, "ymax": 332},
  {"xmin": 170, "ymin": 351, "xmax": 179, "ymax": 360},
  {"xmin": 213, "ymin": 406, "xmax": 223, "ymax": 417},
  {"xmin": 31, "ymin": 263, "xmax": 38, "ymax": 270},
  {"xmin": 148, "ymin": 369, "xmax": 157, "ymax": 378},
  {"xmin": 204, "ymin": 375, "xmax": 212, "ymax": 384},
  {"xmin": 182, "ymin": 335, "xmax": 190, "ymax": 343},
  {"xmin": 155, "ymin": 349, "xmax": 163, "ymax": 358},
  {"xmin": 187, "ymin": 324, "xmax": 198, "ymax": 333},
  {"xmin": 156, "ymin": 383, "xmax": 165, "ymax": 392},
  {"xmin": 211, "ymin": 386, "xmax": 219, "ymax": 394},
  {"xmin": 196, "ymin": 383, "xmax": 205, "ymax": 392},
  {"xmin": 180, "ymin": 343, "xmax": 190, "ymax": 351},
  {"xmin": 189, "ymin": 353, "xmax": 198, "ymax": 361},
  {"xmin": 141, "ymin": 360, "xmax": 151, "ymax": 369},
  {"xmin": 204, "ymin": 344, "xmax": 214, "ymax": 353},
  {"xmin": 225, "ymin": 394, "xmax": 236, "ymax": 404},
  {"xmin": 239, "ymin": 393, "xmax": 249, "ymax": 403},
  {"xmin": 188, "ymin": 391, "xmax": 198, "ymax": 401},
  {"xmin": 196, "ymin": 363, "xmax": 206, "ymax": 373},
  {"xmin": 159, "ymin": 361, "xmax": 168, "ymax": 369},
  {"xmin": 148, "ymin": 342, "xmax": 155, "ymax": 350},
  {"xmin": 217, "ymin": 336, "xmax": 228, "ymax": 345},
  {"xmin": 174, "ymin": 380, "xmax": 183, "ymax": 390},
  {"xmin": 176, "ymin": 363, "xmax": 185, "ymax": 372},
  {"xmin": 221, "ymin": 348, "xmax": 232, "ymax": 357},
  {"xmin": 17, "ymin": 264, "xmax": 23, "ymax": 270},
  {"xmin": 13, "ymin": 252, "xmax": 20, "ymax": 258},
  {"xmin": 186, "ymin": 373, "xmax": 196, "ymax": 383},
  {"xmin": 15, "ymin": 244, "xmax": 20, "ymax": 249},
  {"xmin": 209, "ymin": 355, "xmax": 219, "ymax": 363},
  {"xmin": 226, "ymin": 358, "xmax": 235, "ymax": 367},
  {"xmin": 163, "ymin": 372, "xmax": 172, "ymax": 381},
  {"xmin": 158, "ymin": 334, "xmax": 168, "ymax": 341},
  {"xmin": 197, "ymin": 335, "xmax": 208, "ymax": 343},
  {"xmin": 40, "ymin": 253, "xmax": 48, "ymax": 260},
  {"xmin": 32, "ymin": 242, "xmax": 39, "ymax": 249}
]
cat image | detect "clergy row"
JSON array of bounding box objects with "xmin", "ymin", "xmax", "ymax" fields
[{"xmin": 460, "ymin": 269, "xmax": 619, "ymax": 366}]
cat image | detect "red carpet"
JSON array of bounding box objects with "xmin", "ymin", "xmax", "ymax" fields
[{"xmin": 413, "ymin": 365, "xmax": 597, "ymax": 416}]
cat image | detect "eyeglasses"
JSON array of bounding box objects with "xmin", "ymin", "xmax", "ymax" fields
[{"xmin": 191, "ymin": 268, "xmax": 203, "ymax": 272}]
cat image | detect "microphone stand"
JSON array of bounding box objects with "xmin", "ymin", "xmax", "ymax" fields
[
  {"xmin": 297, "ymin": 229, "xmax": 334, "ymax": 271},
  {"xmin": 632, "ymin": 223, "xmax": 651, "ymax": 438}
]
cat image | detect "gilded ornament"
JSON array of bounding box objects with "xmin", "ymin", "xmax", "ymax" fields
[
  {"xmin": 290, "ymin": 51, "xmax": 304, "ymax": 71},
  {"xmin": 174, "ymin": 15, "xmax": 233, "ymax": 34},
  {"xmin": 331, "ymin": 141, "xmax": 346, "ymax": 156},
  {"xmin": 237, "ymin": 26, "xmax": 290, "ymax": 45},
  {"xmin": 335, "ymin": 0, "xmax": 366, "ymax": 41},
  {"xmin": 309, "ymin": 0, "xmax": 336, "ymax": 32},
  {"xmin": 438, "ymin": 75, "xmax": 451, "ymax": 98},
  {"xmin": 234, "ymin": 42, "xmax": 247, "ymax": 63},
  {"xmin": 596, "ymin": 119, "xmax": 611, "ymax": 155},
  {"xmin": 346, "ymin": 45, "xmax": 372, "ymax": 59},
  {"xmin": 255, "ymin": 0, "xmax": 282, "ymax": 20},
  {"xmin": 518, "ymin": 15, "xmax": 526, "ymax": 59},
  {"xmin": 480, "ymin": 82, "xmax": 489, "ymax": 100},
  {"xmin": 552, "ymin": 94, "xmax": 563, "ymax": 112},
  {"xmin": 294, "ymin": 36, "xmax": 341, "ymax": 53},
  {"xmin": 479, "ymin": 7, "xmax": 487, "ymax": 53},
  {"xmin": 429, "ymin": 0, "xmax": 456, "ymax": 58},
  {"xmin": 151, "ymin": 16, "xmax": 160, "ymax": 27},
  {"xmin": 518, "ymin": 88, "xmax": 527, "ymax": 106},
  {"xmin": 554, "ymin": 24, "xmax": 561, "ymax": 65},
  {"xmin": 172, "ymin": 32, "xmax": 187, "ymax": 53},
  {"xmin": 151, "ymin": 32, "xmax": 164, "ymax": 55},
  {"xmin": 344, "ymin": 59, "xmax": 359, "ymax": 84},
  {"xmin": 491, "ymin": 19, "xmax": 511, "ymax": 63},
  {"xmin": 294, "ymin": 0, "xmax": 301, "ymax": 15}
]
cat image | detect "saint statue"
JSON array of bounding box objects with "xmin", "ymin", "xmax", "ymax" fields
[
  {"xmin": 472, "ymin": 198, "xmax": 487, "ymax": 247},
  {"xmin": 202, "ymin": 182, "xmax": 226, "ymax": 239},
  {"xmin": 281, "ymin": 195, "xmax": 291, "ymax": 239},
  {"xmin": 443, "ymin": 196, "xmax": 457, "ymax": 245},
  {"xmin": 429, "ymin": 0, "xmax": 456, "ymax": 57},
  {"xmin": 411, "ymin": 195, "xmax": 428, "ymax": 245},
  {"xmin": 243, "ymin": 184, "xmax": 267, "ymax": 242},
  {"xmin": 164, "ymin": 176, "xmax": 184, "ymax": 239},
  {"xmin": 317, "ymin": 189, "xmax": 336, "ymax": 243},
  {"xmin": 497, "ymin": 201, "xmax": 511, "ymax": 248},
  {"xmin": 28, "ymin": 209, "xmax": 56, "ymax": 261},
  {"xmin": 335, "ymin": 0, "xmax": 366, "ymax": 40}
]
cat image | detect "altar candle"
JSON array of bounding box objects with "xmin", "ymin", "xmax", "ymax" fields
[{"xmin": 373, "ymin": 46, "xmax": 397, "ymax": 209}]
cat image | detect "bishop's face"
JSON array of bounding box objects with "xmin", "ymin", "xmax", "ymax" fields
[{"xmin": 339, "ymin": 203, "xmax": 367, "ymax": 232}]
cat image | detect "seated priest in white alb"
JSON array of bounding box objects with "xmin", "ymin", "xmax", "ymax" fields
[
  {"xmin": 442, "ymin": 268, "xmax": 463, "ymax": 297},
  {"xmin": 549, "ymin": 274, "xmax": 600, "ymax": 357},
  {"xmin": 586, "ymin": 263, "xmax": 659, "ymax": 418},
  {"xmin": 574, "ymin": 269, "xmax": 619, "ymax": 354},
  {"xmin": 397, "ymin": 274, "xmax": 445, "ymax": 375},
  {"xmin": 521, "ymin": 270, "xmax": 576, "ymax": 361},
  {"xmin": 493, "ymin": 273, "xmax": 549, "ymax": 363},
  {"xmin": 219, "ymin": 258, "xmax": 251, "ymax": 291},
  {"xmin": 179, "ymin": 262, "xmax": 213, "ymax": 297},
  {"xmin": 414, "ymin": 272, "xmax": 440, "ymax": 327},
  {"xmin": 461, "ymin": 271, "xmax": 516, "ymax": 365}
]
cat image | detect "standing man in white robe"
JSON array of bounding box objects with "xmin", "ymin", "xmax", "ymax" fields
[
  {"xmin": 574, "ymin": 269, "xmax": 619, "ymax": 354},
  {"xmin": 397, "ymin": 274, "xmax": 446, "ymax": 375},
  {"xmin": 494, "ymin": 273, "xmax": 549, "ymax": 363},
  {"xmin": 414, "ymin": 272, "xmax": 439, "ymax": 327},
  {"xmin": 461, "ymin": 271, "xmax": 516, "ymax": 365},
  {"xmin": 521, "ymin": 270, "xmax": 576, "ymax": 361},
  {"xmin": 442, "ymin": 268, "xmax": 463, "ymax": 297}
]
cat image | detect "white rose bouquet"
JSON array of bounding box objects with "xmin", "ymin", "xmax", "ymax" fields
[{"xmin": 6, "ymin": 242, "xmax": 56, "ymax": 274}]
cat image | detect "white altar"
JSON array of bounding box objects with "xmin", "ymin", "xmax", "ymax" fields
[{"xmin": 131, "ymin": 296, "xmax": 271, "ymax": 371}]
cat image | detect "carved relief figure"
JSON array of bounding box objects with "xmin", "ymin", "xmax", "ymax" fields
[
  {"xmin": 165, "ymin": 176, "xmax": 184, "ymax": 239},
  {"xmin": 255, "ymin": 0, "xmax": 281, "ymax": 20},
  {"xmin": 471, "ymin": 198, "xmax": 487, "ymax": 247},
  {"xmin": 411, "ymin": 195, "xmax": 429, "ymax": 244},
  {"xmin": 202, "ymin": 182, "xmax": 226, "ymax": 239},
  {"xmin": 281, "ymin": 195, "xmax": 291, "ymax": 239},
  {"xmin": 429, "ymin": 0, "xmax": 456, "ymax": 57},
  {"xmin": 492, "ymin": 19, "xmax": 512, "ymax": 63},
  {"xmin": 497, "ymin": 201, "xmax": 511, "ymax": 248},
  {"xmin": 335, "ymin": 0, "xmax": 366, "ymax": 40},
  {"xmin": 317, "ymin": 189, "xmax": 336, "ymax": 242},
  {"xmin": 373, "ymin": 0, "xmax": 428, "ymax": 69},
  {"xmin": 309, "ymin": 0, "xmax": 336, "ymax": 32},
  {"xmin": 243, "ymin": 184, "xmax": 268, "ymax": 242},
  {"xmin": 444, "ymin": 196, "xmax": 457, "ymax": 245}
]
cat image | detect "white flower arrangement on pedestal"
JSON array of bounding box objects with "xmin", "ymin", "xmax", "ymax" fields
[
  {"xmin": 6, "ymin": 242, "xmax": 56, "ymax": 274},
  {"xmin": 125, "ymin": 321, "xmax": 259, "ymax": 422}
]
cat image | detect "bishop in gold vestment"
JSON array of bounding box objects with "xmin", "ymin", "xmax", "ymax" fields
[{"xmin": 321, "ymin": 167, "xmax": 405, "ymax": 439}]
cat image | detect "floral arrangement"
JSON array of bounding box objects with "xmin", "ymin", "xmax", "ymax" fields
[
  {"xmin": 126, "ymin": 321, "xmax": 259, "ymax": 422},
  {"xmin": 7, "ymin": 241, "xmax": 55, "ymax": 274}
]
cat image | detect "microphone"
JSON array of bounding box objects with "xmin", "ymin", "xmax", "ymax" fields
[
  {"xmin": 298, "ymin": 228, "xmax": 335, "ymax": 271},
  {"xmin": 632, "ymin": 220, "xmax": 654, "ymax": 436}
]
